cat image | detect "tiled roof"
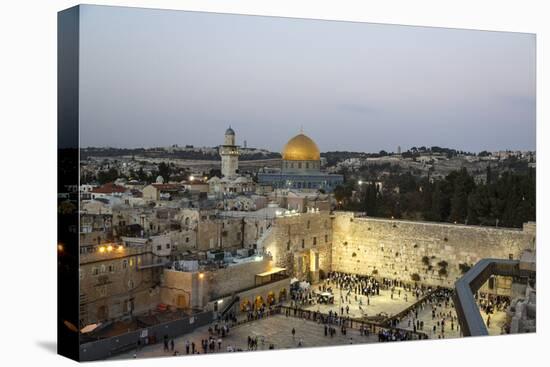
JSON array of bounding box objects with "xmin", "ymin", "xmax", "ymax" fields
[{"xmin": 91, "ymin": 182, "xmax": 127, "ymax": 194}]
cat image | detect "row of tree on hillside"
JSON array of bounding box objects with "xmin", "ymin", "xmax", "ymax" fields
[{"xmin": 334, "ymin": 167, "xmax": 535, "ymax": 228}]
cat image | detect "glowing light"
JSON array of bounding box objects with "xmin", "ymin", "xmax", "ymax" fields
[
  {"xmin": 189, "ymin": 175, "xmax": 195, "ymax": 181},
  {"xmin": 107, "ymin": 245, "xmax": 113, "ymax": 252},
  {"xmin": 198, "ymin": 272, "xmax": 205, "ymax": 279},
  {"xmin": 358, "ymin": 180, "xmax": 363, "ymax": 185},
  {"xmin": 118, "ymin": 245, "xmax": 124, "ymax": 252},
  {"xmin": 57, "ymin": 244, "xmax": 64, "ymax": 252},
  {"xmin": 99, "ymin": 246, "xmax": 106, "ymax": 253}
]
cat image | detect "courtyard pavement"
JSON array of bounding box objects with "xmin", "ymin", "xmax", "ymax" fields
[
  {"xmin": 110, "ymin": 314, "xmax": 378, "ymax": 360},
  {"xmin": 396, "ymin": 299, "xmax": 508, "ymax": 339},
  {"xmin": 109, "ymin": 280, "xmax": 509, "ymax": 360},
  {"xmin": 299, "ymin": 281, "xmax": 417, "ymax": 320}
]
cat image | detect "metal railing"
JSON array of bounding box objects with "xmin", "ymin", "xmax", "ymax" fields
[{"xmin": 453, "ymin": 258, "xmax": 534, "ymax": 337}]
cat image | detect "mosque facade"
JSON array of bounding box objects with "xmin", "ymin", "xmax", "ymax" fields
[{"xmin": 258, "ymin": 132, "xmax": 344, "ymax": 192}]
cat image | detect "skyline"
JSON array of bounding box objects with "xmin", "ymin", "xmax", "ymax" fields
[{"xmin": 79, "ymin": 5, "xmax": 536, "ymax": 153}]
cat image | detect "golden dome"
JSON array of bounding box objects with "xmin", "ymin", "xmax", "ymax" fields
[{"xmin": 282, "ymin": 133, "xmax": 320, "ymax": 161}]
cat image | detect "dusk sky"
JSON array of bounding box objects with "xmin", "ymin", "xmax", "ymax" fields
[{"xmin": 79, "ymin": 5, "xmax": 536, "ymax": 153}]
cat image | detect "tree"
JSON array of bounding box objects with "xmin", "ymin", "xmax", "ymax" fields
[
  {"xmin": 158, "ymin": 162, "xmax": 171, "ymax": 182},
  {"xmin": 430, "ymin": 183, "xmax": 443, "ymax": 221},
  {"xmin": 448, "ymin": 168, "xmax": 475, "ymax": 223},
  {"xmin": 97, "ymin": 167, "xmax": 119, "ymax": 184},
  {"xmin": 362, "ymin": 183, "xmax": 380, "ymax": 216}
]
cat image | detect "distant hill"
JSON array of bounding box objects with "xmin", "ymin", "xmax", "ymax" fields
[{"xmin": 81, "ymin": 147, "xmax": 281, "ymax": 161}]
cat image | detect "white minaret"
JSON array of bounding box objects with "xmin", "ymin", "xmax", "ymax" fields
[{"xmin": 220, "ymin": 126, "xmax": 239, "ymax": 178}]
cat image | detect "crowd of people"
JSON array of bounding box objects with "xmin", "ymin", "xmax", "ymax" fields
[
  {"xmin": 393, "ymin": 287, "xmax": 459, "ymax": 339},
  {"xmin": 477, "ymin": 293, "xmax": 510, "ymax": 315},
  {"xmin": 476, "ymin": 293, "xmax": 510, "ymax": 330},
  {"xmin": 244, "ymin": 303, "xmax": 279, "ymax": 322}
]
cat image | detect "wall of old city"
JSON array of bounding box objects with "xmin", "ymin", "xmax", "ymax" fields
[
  {"xmin": 161, "ymin": 270, "xmax": 201, "ymax": 308},
  {"xmin": 160, "ymin": 258, "xmax": 273, "ymax": 309},
  {"xmin": 208, "ymin": 258, "xmax": 273, "ymax": 299},
  {"xmin": 262, "ymin": 212, "xmax": 333, "ymax": 280},
  {"xmin": 331, "ymin": 212, "xmax": 536, "ymax": 290}
]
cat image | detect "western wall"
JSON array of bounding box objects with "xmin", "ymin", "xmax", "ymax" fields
[{"xmin": 331, "ymin": 212, "xmax": 536, "ymax": 291}]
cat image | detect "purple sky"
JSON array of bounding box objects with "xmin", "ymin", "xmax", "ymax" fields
[{"xmin": 79, "ymin": 5, "xmax": 536, "ymax": 153}]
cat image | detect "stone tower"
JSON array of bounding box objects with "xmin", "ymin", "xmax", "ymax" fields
[{"xmin": 220, "ymin": 126, "xmax": 239, "ymax": 178}]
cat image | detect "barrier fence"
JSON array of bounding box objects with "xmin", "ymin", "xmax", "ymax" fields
[
  {"xmin": 79, "ymin": 310, "xmax": 214, "ymax": 361},
  {"xmin": 279, "ymin": 305, "xmax": 428, "ymax": 340}
]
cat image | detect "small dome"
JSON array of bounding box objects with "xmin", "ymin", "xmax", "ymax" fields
[
  {"xmin": 225, "ymin": 126, "xmax": 235, "ymax": 135},
  {"xmin": 282, "ymin": 133, "xmax": 320, "ymax": 161},
  {"xmin": 156, "ymin": 175, "xmax": 164, "ymax": 184}
]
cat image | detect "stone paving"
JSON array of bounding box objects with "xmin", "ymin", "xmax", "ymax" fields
[
  {"xmin": 110, "ymin": 314, "xmax": 379, "ymax": 360},
  {"xmin": 396, "ymin": 300, "xmax": 508, "ymax": 339},
  {"xmin": 298, "ymin": 281, "xmax": 417, "ymax": 320}
]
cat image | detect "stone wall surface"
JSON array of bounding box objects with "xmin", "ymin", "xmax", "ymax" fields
[
  {"xmin": 262, "ymin": 212, "xmax": 333, "ymax": 280},
  {"xmin": 331, "ymin": 212, "xmax": 536, "ymax": 289},
  {"xmin": 208, "ymin": 259, "xmax": 273, "ymax": 298}
]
